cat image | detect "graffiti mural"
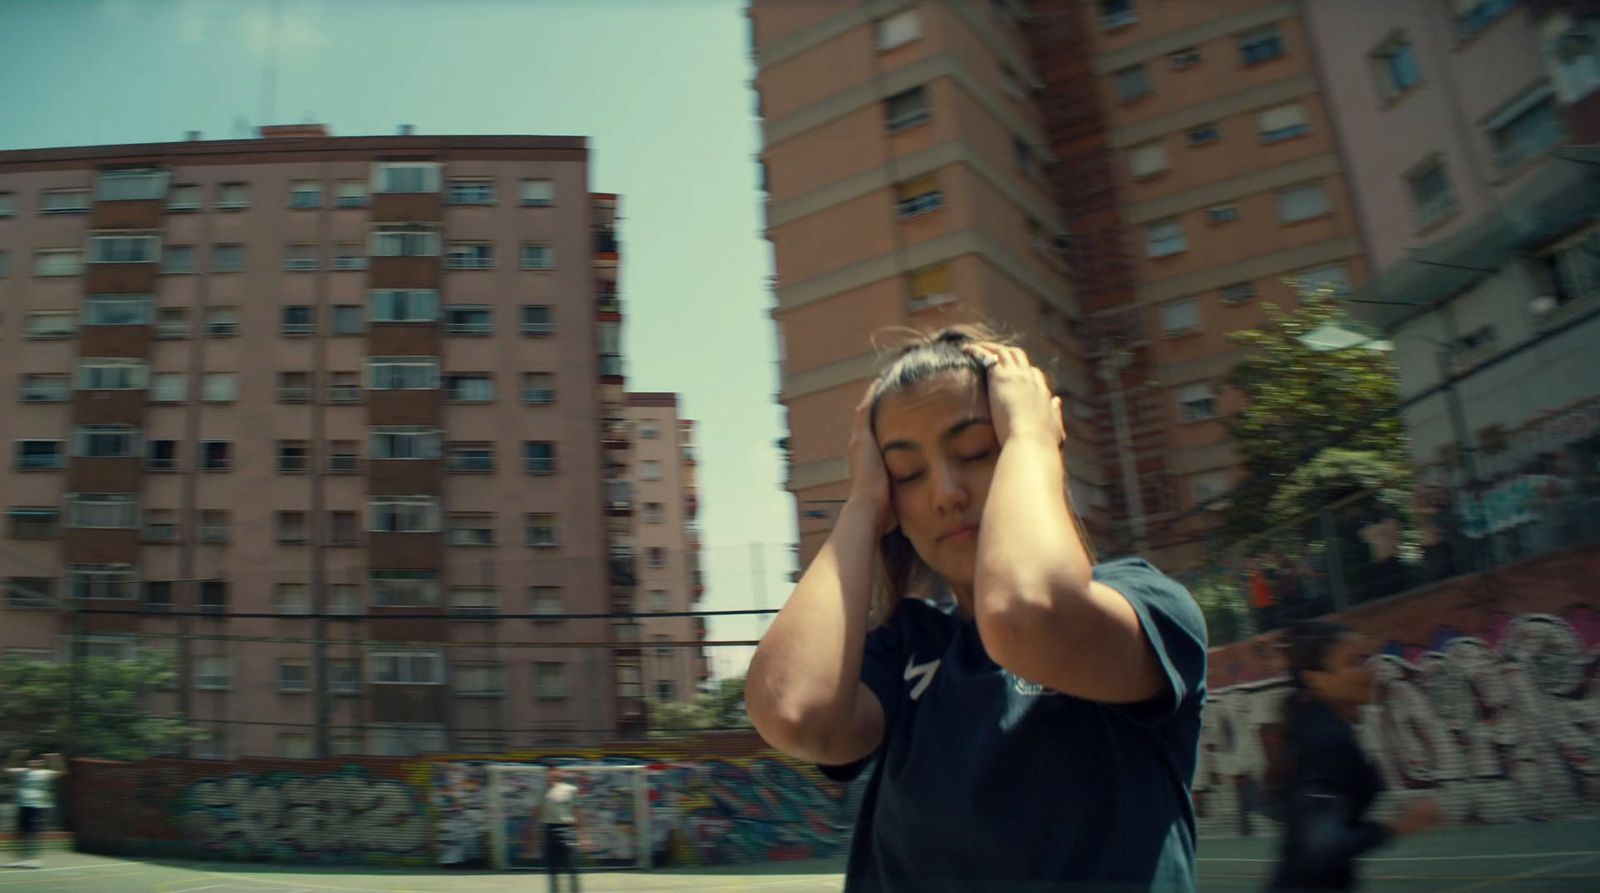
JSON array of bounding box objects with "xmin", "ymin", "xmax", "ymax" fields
[
  {"xmin": 433, "ymin": 761, "xmax": 490, "ymax": 865},
  {"xmin": 1194, "ymin": 611, "xmax": 1600, "ymax": 836},
  {"xmin": 182, "ymin": 766, "xmax": 428, "ymax": 863}
]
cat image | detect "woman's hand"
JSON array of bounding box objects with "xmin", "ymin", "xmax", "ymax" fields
[
  {"xmin": 964, "ymin": 345, "xmax": 1065, "ymax": 448},
  {"xmin": 845, "ymin": 385, "xmax": 897, "ymax": 537}
]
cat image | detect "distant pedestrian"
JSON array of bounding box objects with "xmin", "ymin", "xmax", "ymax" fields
[
  {"xmin": 1265, "ymin": 622, "xmax": 1441, "ymax": 891},
  {"xmin": 538, "ymin": 768, "xmax": 581, "ymax": 893},
  {"xmin": 4, "ymin": 750, "xmax": 65, "ymax": 869}
]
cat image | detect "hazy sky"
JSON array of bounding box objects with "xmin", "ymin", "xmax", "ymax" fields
[{"xmin": 0, "ymin": 0, "xmax": 793, "ymax": 675}]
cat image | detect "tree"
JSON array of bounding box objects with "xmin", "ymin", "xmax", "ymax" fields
[
  {"xmin": 1222, "ymin": 291, "xmax": 1413, "ymax": 539},
  {"xmin": 646, "ymin": 676, "xmax": 751, "ymax": 739},
  {"xmin": 0, "ymin": 650, "xmax": 201, "ymax": 759}
]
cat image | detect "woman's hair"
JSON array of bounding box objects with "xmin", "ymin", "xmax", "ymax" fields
[
  {"xmin": 1264, "ymin": 620, "xmax": 1353, "ymax": 797},
  {"xmin": 864, "ymin": 323, "xmax": 1093, "ymax": 623}
]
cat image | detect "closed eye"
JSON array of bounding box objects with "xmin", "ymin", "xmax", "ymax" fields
[
  {"xmin": 892, "ymin": 470, "xmax": 925, "ymax": 484},
  {"xmin": 960, "ymin": 450, "xmax": 992, "ymax": 463}
]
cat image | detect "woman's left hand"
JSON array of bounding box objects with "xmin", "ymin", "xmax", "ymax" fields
[{"xmin": 964, "ymin": 345, "xmax": 1065, "ymax": 448}]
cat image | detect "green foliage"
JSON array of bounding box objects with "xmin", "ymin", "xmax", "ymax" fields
[
  {"xmin": 1188, "ymin": 576, "xmax": 1255, "ymax": 646},
  {"xmin": 646, "ymin": 676, "xmax": 751, "ymax": 739},
  {"xmin": 0, "ymin": 650, "xmax": 201, "ymax": 759},
  {"xmin": 1223, "ymin": 293, "xmax": 1412, "ymax": 538}
]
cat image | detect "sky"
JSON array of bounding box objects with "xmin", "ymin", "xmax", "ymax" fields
[{"xmin": 0, "ymin": 0, "xmax": 794, "ymax": 677}]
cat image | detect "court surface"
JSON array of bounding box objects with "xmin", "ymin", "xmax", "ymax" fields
[{"xmin": 0, "ymin": 820, "xmax": 1595, "ymax": 892}]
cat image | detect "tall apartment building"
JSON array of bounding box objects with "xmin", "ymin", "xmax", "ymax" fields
[
  {"xmin": 0, "ymin": 125, "xmax": 642, "ymax": 758},
  {"xmin": 751, "ymin": 0, "xmax": 1108, "ymax": 567},
  {"xmin": 622, "ymin": 394, "xmax": 709, "ymax": 703}
]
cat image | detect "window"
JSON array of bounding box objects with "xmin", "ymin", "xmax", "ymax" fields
[
  {"xmin": 0, "ymin": 192, "xmax": 11, "ymax": 217},
  {"xmin": 370, "ymin": 289, "xmax": 438, "ymax": 322},
  {"xmin": 521, "ymin": 372, "xmax": 555, "ymax": 404},
  {"xmin": 655, "ymin": 680, "xmax": 675, "ymax": 701},
  {"xmin": 1487, "ymin": 86, "xmax": 1563, "ymax": 172},
  {"xmin": 288, "ymin": 181, "xmax": 321, "ymax": 209},
  {"xmin": 1177, "ymin": 382, "xmax": 1218, "ymax": 421},
  {"xmin": 445, "ymin": 373, "xmax": 494, "ymax": 403},
  {"xmin": 329, "ymin": 512, "xmax": 360, "ymax": 546},
  {"xmin": 1202, "ymin": 203, "xmax": 1241, "ymax": 225},
  {"xmin": 200, "ymin": 578, "xmax": 226, "ymax": 612},
  {"xmin": 535, "ymin": 663, "xmax": 568, "ymax": 699},
  {"xmin": 276, "ymin": 510, "xmax": 308, "ymax": 543},
  {"xmin": 143, "ymin": 509, "xmax": 178, "ymax": 543},
  {"xmin": 884, "ymin": 86, "xmax": 929, "ymax": 132},
  {"xmin": 211, "ymin": 243, "xmax": 244, "ymax": 272},
  {"xmin": 1146, "ymin": 218, "xmax": 1187, "ymax": 257},
  {"xmin": 1161, "ymin": 300, "xmax": 1201, "ymax": 335},
  {"xmin": 67, "ymin": 494, "xmax": 138, "ymax": 529},
  {"xmin": 1407, "ymin": 156, "xmax": 1457, "ymax": 229},
  {"xmin": 277, "ymin": 440, "xmax": 309, "ymax": 473},
  {"xmin": 447, "ymin": 514, "xmax": 496, "ymax": 547},
  {"xmin": 323, "ymin": 370, "xmax": 361, "ymax": 404},
  {"xmin": 371, "ymin": 226, "xmax": 441, "ymax": 257},
  {"xmin": 519, "ymin": 243, "xmax": 553, "ymax": 270},
  {"xmin": 638, "ymin": 423, "xmax": 660, "ymax": 439},
  {"xmin": 25, "ymin": 311, "xmax": 77, "ymax": 339},
  {"xmin": 373, "ymin": 163, "xmax": 440, "ymax": 194},
  {"xmin": 74, "ymin": 424, "xmax": 140, "ymax": 458},
  {"xmin": 1221, "ymin": 281, "xmax": 1257, "ymax": 304},
  {"xmin": 454, "ymin": 661, "xmax": 503, "ymax": 692},
  {"xmin": 524, "ymin": 305, "xmax": 556, "ymax": 337},
  {"xmin": 216, "ymin": 182, "xmax": 249, "ymax": 209},
  {"xmin": 8, "ymin": 508, "xmax": 59, "ymax": 540},
  {"xmin": 90, "ymin": 234, "xmax": 159, "ymax": 264},
  {"xmin": 97, "ymin": 169, "xmax": 169, "ymax": 201},
  {"xmin": 333, "ymin": 242, "xmax": 366, "ymax": 271},
  {"xmin": 330, "ymin": 305, "xmax": 363, "ymax": 336},
  {"xmin": 648, "ymin": 547, "xmax": 668, "ymax": 569},
  {"xmin": 1452, "ymin": 0, "xmax": 1517, "ymax": 41},
  {"xmin": 530, "ymin": 586, "xmax": 563, "ymax": 620},
  {"xmin": 144, "ymin": 581, "xmax": 173, "ymax": 611},
  {"xmin": 1129, "ymin": 142, "xmax": 1167, "ymax": 178},
  {"xmin": 195, "ymin": 655, "xmax": 231, "ymax": 690},
  {"xmin": 895, "ymin": 174, "xmax": 943, "ymax": 219},
  {"xmin": 20, "ymin": 374, "xmax": 70, "ymax": 403},
  {"xmin": 640, "ymin": 460, "xmax": 663, "ymax": 482},
  {"xmin": 16, "ymin": 440, "xmax": 65, "ymax": 470},
  {"xmin": 1114, "ymin": 65, "xmax": 1150, "ymax": 102},
  {"xmin": 166, "ymin": 184, "xmax": 201, "ymax": 210},
  {"xmin": 446, "ymin": 441, "xmax": 495, "ymax": 473},
  {"xmin": 371, "ymin": 648, "xmax": 444, "ymax": 685},
  {"xmin": 1278, "ymin": 181, "xmax": 1330, "ymax": 223},
  {"xmin": 1541, "ymin": 225, "xmax": 1600, "ymax": 310},
  {"xmin": 280, "ymin": 305, "xmax": 315, "ymax": 336},
  {"xmin": 200, "ymin": 441, "xmax": 232, "ymax": 471},
  {"xmin": 1188, "ymin": 123, "xmax": 1220, "ymax": 146},
  {"xmin": 1192, "ymin": 470, "xmax": 1233, "ymax": 506},
  {"xmin": 1170, "ymin": 46, "xmax": 1202, "ymax": 69},
  {"xmin": 446, "ymin": 178, "xmax": 495, "ymax": 205},
  {"xmin": 649, "ymin": 590, "xmax": 669, "ymax": 612},
  {"xmin": 34, "ymin": 249, "xmax": 82, "ymax": 276},
  {"xmin": 330, "ymin": 659, "xmax": 362, "ymax": 693},
  {"xmin": 369, "ymin": 496, "xmax": 440, "ymax": 533},
  {"xmin": 368, "ymin": 357, "xmax": 440, "ymax": 390},
  {"xmin": 525, "ymin": 513, "xmax": 559, "ymax": 547},
  {"xmin": 76, "ymin": 358, "xmax": 147, "ymax": 390},
  {"xmin": 328, "ymin": 440, "xmax": 358, "ymax": 473},
  {"xmin": 522, "ymin": 440, "xmax": 556, "ymax": 474},
  {"xmin": 336, "ymin": 180, "xmax": 368, "ymax": 208},
  {"xmin": 150, "ymin": 372, "xmax": 187, "ymax": 403},
  {"xmin": 275, "ymin": 733, "xmax": 313, "ymax": 759},
  {"xmin": 908, "ymin": 264, "xmax": 954, "ymax": 311},
  {"xmin": 509, "ymin": 179, "xmax": 555, "ymax": 210},
  {"xmin": 274, "ymin": 583, "xmax": 311, "ymax": 616},
  {"xmin": 284, "ymin": 244, "xmax": 318, "ymax": 271},
  {"xmin": 40, "ymin": 188, "xmax": 90, "ymax": 214},
  {"xmin": 154, "ymin": 307, "xmax": 188, "ymax": 339},
  {"xmin": 876, "ymin": 9, "xmax": 921, "ymax": 50},
  {"xmin": 1371, "ymin": 32, "xmax": 1422, "ymax": 102},
  {"xmin": 1238, "ymin": 24, "xmax": 1284, "ymax": 64},
  {"xmin": 370, "ymin": 427, "xmax": 442, "ymax": 460},
  {"xmin": 444, "ymin": 305, "xmax": 492, "ymax": 335},
  {"xmin": 277, "ymin": 371, "xmax": 312, "ymax": 403},
  {"xmin": 1294, "ymin": 265, "xmax": 1351, "ymax": 298},
  {"xmin": 371, "ymin": 571, "xmax": 439, "ymax": 608},
  {"xmin": 68, "ymin": 565, "xmax": 136, "ymax": 601},
  {"xmin": 146, "ymin": 440, "xmax": 178, "ymax": 471},
  {"xmin": 161, "ymin": 245, "xmax": 194, "ymax": 273},
  {"xmin": 445, "ymin": 242, "xmax": 494, "ymax": 270},
  {"xmin": 198, "ymin": 510, "xmax": 229, "ymax": 542},
  {"xmin": 644, "ymin": 502, "xmax": 665, "ymax": 524},
  {"xmin": 1258, "ymin": 103, "xmax": 1309, "ymax": 143},
  {"xmin": 202, "ymin": 372, "xmax": 238, "ymax": 402},
  {"xmin": 205, "ymin": 307, "xmax": 239, "ymax": 336}
]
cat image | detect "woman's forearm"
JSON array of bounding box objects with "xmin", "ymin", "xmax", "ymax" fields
[{"xmin": 975, "ymin": 435, "xmax": 1091, "ymax": 614}]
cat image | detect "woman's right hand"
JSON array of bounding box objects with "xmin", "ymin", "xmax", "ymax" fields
[
  {"xmin": 845, "ymin": 386, "xmax": 896, "ymax": 537},
  {"xmin": 1388, "ymin": 797, "xmax": 1444, "ymax": 836}
]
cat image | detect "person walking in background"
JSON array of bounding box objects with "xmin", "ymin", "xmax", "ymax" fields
[
  {"xmin": 4, "ymin": 750, "xmax": 65, "ymax": 869},
  {"xmin": 747, "ymin": 325, "xmax": 1208, "ymax": 892},
  {"xmin": 538, "ymin": 768, "xmax": 581, "ymax": 893},
  {"xmin": 1265, "ymin": 622, "xmax": 1442, "ymax": 891}
]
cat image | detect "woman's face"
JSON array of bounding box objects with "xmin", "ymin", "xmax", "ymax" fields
[
  {"xmin": 1305, "ymin": 633, "xmax": 1378, "ymax": 710},
  {"xmin": 874, "ymin": 373, "xmax": 1000, "ymax": 596}
]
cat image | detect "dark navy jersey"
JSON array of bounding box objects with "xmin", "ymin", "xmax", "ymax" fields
[{"xmin": 822, "ymin": 557, "xmax": 1207, "ymax": 893}]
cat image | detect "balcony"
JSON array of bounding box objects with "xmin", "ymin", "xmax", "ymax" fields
[
  {"xmin": 606, "ymin": 478, "xmax": 633, "ymax": 516},
  {"xmin": 598, "ymin": 353, "xmax": 624, "ymax": 380},
  {"xmin": 608, "ymin": 554, "xmax": 637, "ymax": 587},
  {"xmin": 596, "ymin": 288, "xmax": 620, "ymax": 316},
  {"xmin": 602, "ymin": 420, "xmax": 630, "ymax": 451},
  {"xmin": 593, "ymin": 229, "xmax": 618, "ymax": 256}
]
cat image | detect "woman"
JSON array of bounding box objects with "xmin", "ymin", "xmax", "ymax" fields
[
  {"xmin": 747, "ymin": 326, "xmax": 1208, "ymax": 892},
  {"xmin": 4, "ymin": 749, "xmax": 65, "ymax": 870},
  {"xmin": 1266, "ymin": 621, "xmax": 1441, "ymax": 891}
]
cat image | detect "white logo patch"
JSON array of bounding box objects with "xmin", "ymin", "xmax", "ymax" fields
[
  {"xmin": 1010, "ymin": 673, "xmax": 1062, "ymax": 697},
  {"xmin": 903, "ymin": 657, "xmax": 941, "ymax": 700}
]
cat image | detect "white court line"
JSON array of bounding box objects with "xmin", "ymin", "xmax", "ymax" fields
[
  {"xmin": 1440, "ymin": 852, "xmax": 1600, "ymax": 893},
  {"xmin": 1198, "ymin": 849, "xmax": 1600, "ymax": 863},
  {"xmin": 0, "ymin": 861, "xmax": 132, "ymax": 882}
]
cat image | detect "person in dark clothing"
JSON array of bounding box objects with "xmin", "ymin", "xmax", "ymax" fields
[
  {"xmin": 538, "ymin": 769, "xmax": 581, "ymax": 893},
  {"xmin": 1265, "ymin": 622, "xmax": 1441, "ymax": 891}
]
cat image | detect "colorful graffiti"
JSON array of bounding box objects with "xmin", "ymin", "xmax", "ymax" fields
[
  {"xmin": 1194, "ymin": 610, "xmax": 1600, "ymax": 836},
  {"xmin": 182, "ymin": 766, "xmax": 429, "ymax": 863}
]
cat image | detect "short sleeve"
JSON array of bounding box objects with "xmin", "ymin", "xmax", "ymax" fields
[
  {"xmin": 817, "ymin": 610, "xmax": 909, "ymax": 782},
  {"xmin": 1094, "ymin": 558, "xmax": 1208, "ymax": 723}
]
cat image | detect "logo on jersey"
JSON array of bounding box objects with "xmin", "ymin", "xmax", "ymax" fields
[
  {"xmin": 903, "ymin": 656, "xmax": 941, "ymax": 700},
  {"xmin": 1009, "ymin": 672, "xmax": 1062, "ymax": 697}
]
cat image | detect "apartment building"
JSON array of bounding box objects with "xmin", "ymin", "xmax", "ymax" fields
[
  {"xmin": 751, "ymin": 0, "xmax": 1107, "ymax": 567},
  {"xmin": 0, "ymin": 125, "xmax": 640, "ymax": 757},
  {"xmin": 623, "ymin": 394, "xmax": 709, "ymax": 704}
]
